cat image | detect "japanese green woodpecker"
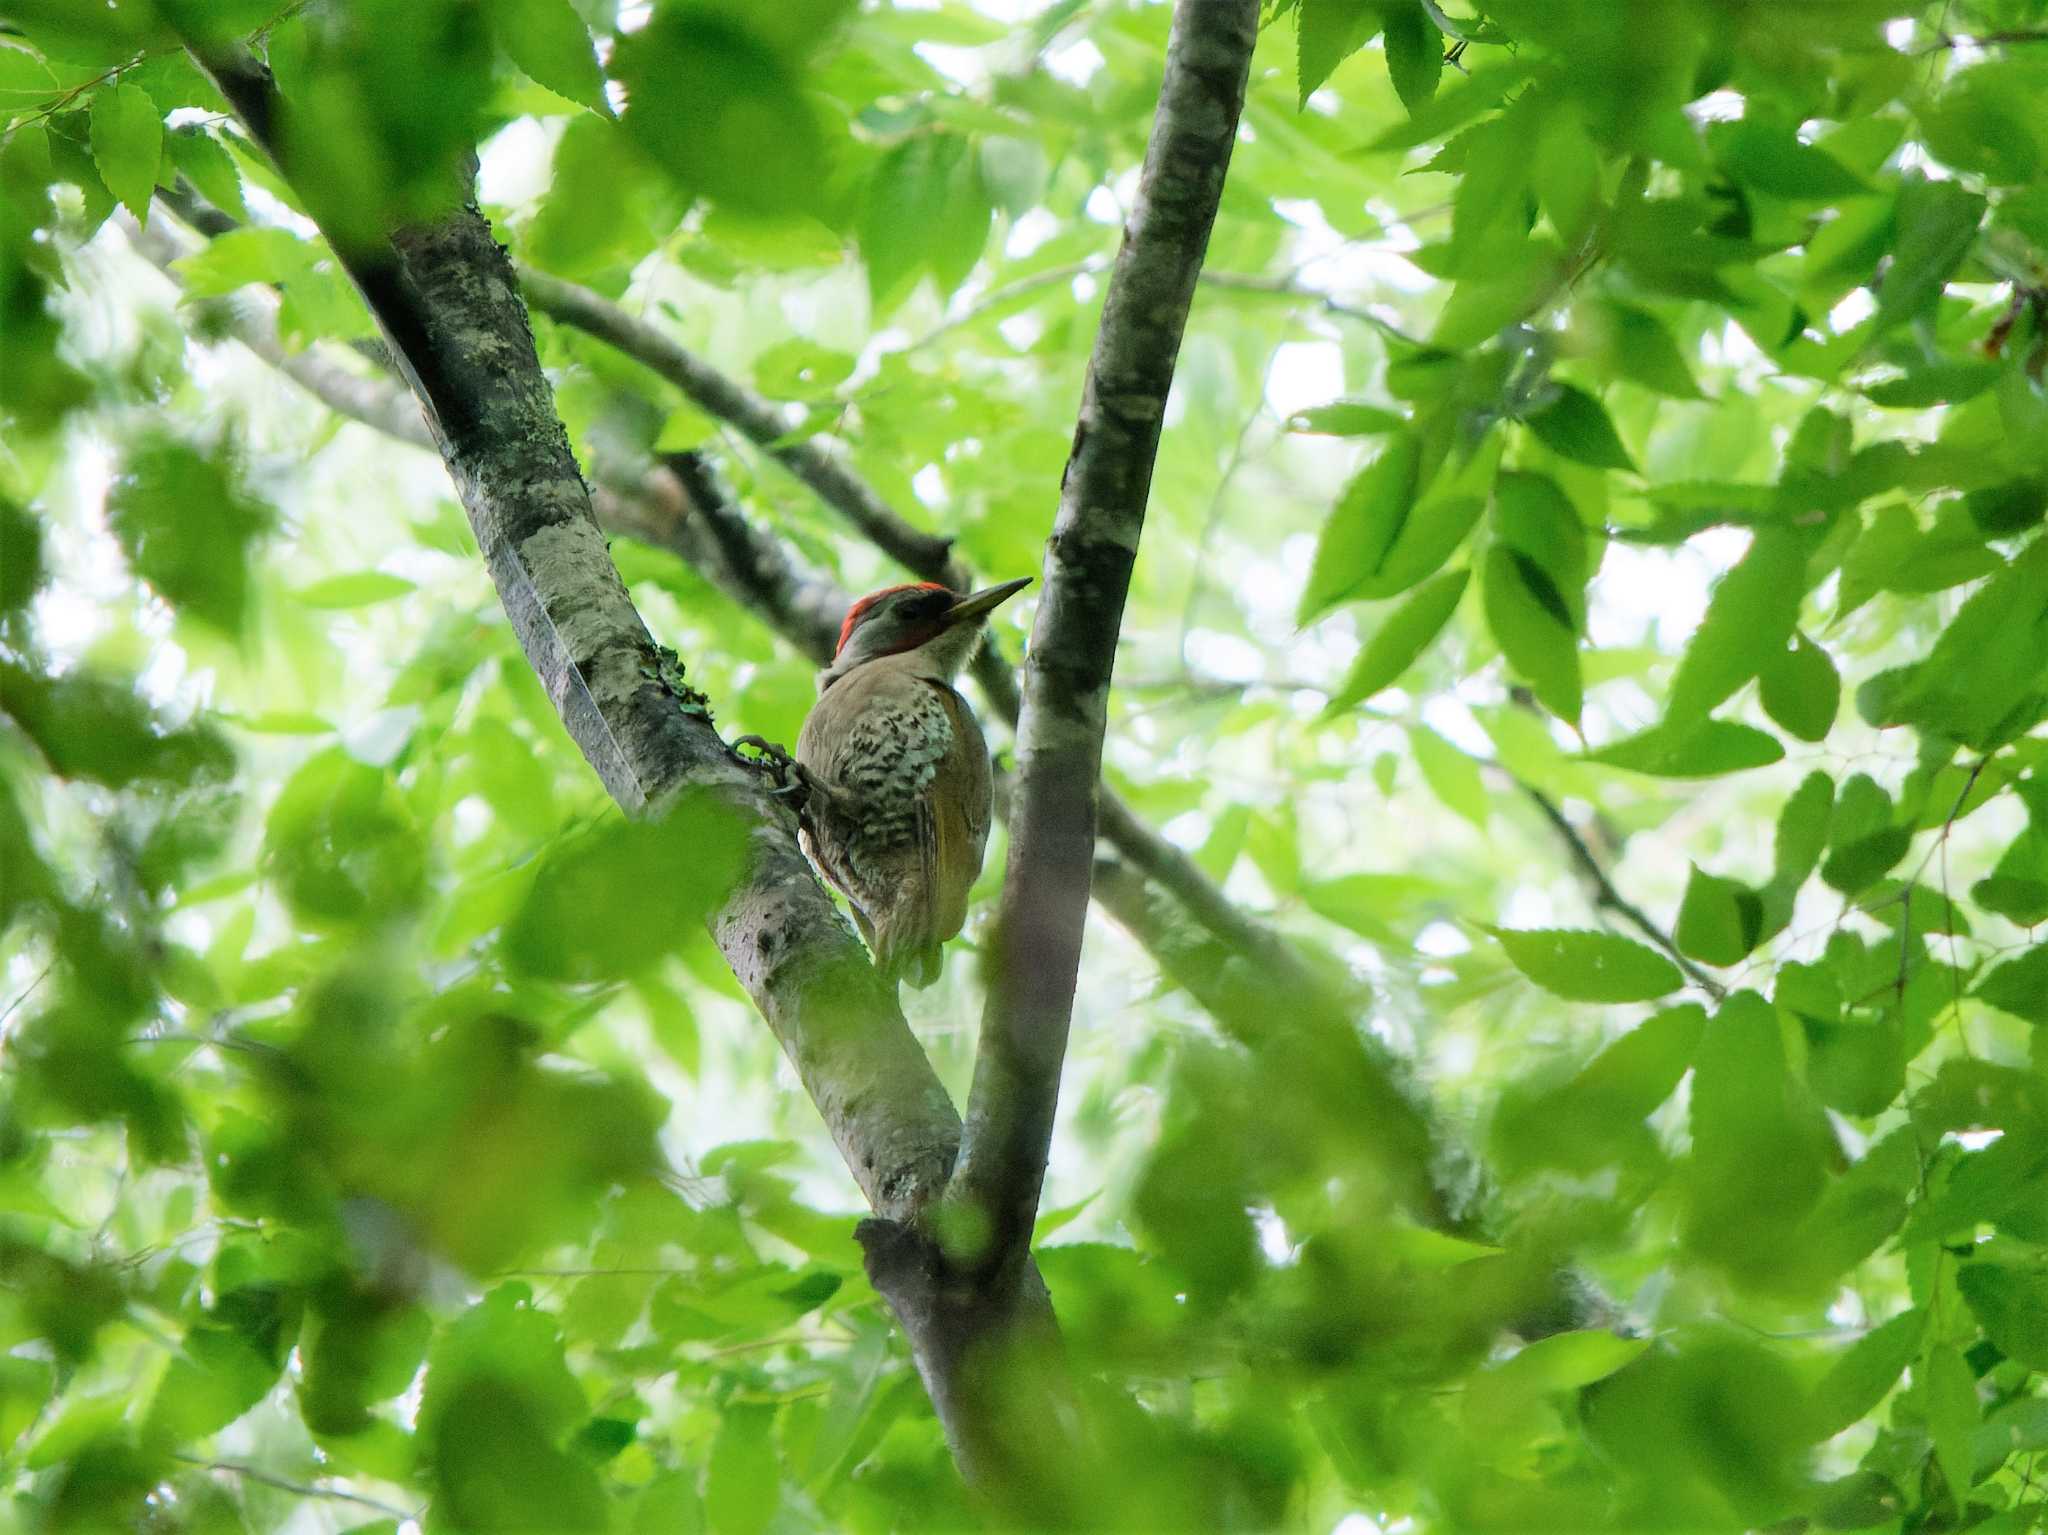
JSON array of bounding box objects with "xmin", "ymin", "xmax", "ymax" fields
[{"xmin": 794, "ymin": 578, "xmax": 1030, "ymax": 988}]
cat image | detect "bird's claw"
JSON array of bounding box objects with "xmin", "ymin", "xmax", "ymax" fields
[{"xmin": 732, "ymin": 735, "xmax": 810, "ymax": 803}]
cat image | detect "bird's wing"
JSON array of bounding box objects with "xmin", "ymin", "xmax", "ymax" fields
[{"xmin": 925, "ymin": 681, "xmax": 993, "ymax": 948}]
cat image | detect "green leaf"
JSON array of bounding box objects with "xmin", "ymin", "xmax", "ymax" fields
[
  {"xmin": 1450, "ymin": 112, "xmax": 1529, "ymax": 263},
  {"xmin": 1298, "ymin": 432, "xmax": 1421, "ymax": 623},
  {"xmin": 1666, "ymin": 527, "xmax": 1809, "ymax": 723},
  {"xmin": 1925, "ymin": 1344, "xmax": 1980, "ymax": 1502},
  {"xmin": 506, "ymin": 798, "xmax": 748, "ymax": 982},
  {"xmin": 1409, "ymin": 722, "xmax": 1487, "ymax": 830},
  {"xmin": 107, "ymin": 436, "xmax": 273, "ymax": 634},
  {"xmin": 1820, "ymin": 774, "xmax": 1907, "ymax": 897},
  {"xmin": 1810, "ymin": 1309, "xmax": 1925, "ymax": 1437},
  {"xmin": 263, "ymin": 749, "xmax": 426, "ymax": 929},
  {"xmin": 1974, "ymin": 944, "xmax": 2048, "ymax": 1025},
  {"xmin": 492, "ymin": 0, "xmax": 610, "ymax": 114},
  {"xmin": 1685, "ymin": 991, "xmax": 1830, "ymax": 1282},
  {"xmin": 419, "ymin": 1287, "xmax": 606, "ymax": 1532},
  {"xmin": 0, "ymin": 663, "xmax": 232, "ymax": 790},
  {"xmin": 1674, "ymin": 865, "xmax": 1762, "ymax": 966},
  {"xmin": 613, "ymin": 12, "xmax": 823, "ymax": 219},
  {"xmin": 1774, "ymin": 772, "xmax": 1834, "ymax": 890},
  {"xmin": 1949, "ymin": 1268, "xmax": 2048, "ymax": 1375},
  {"xmin": 1495, "ymin": 928, "xmax": 1683, "ymax": 1003},
  {"xmin": 1876, "ymin": 177, "xmax": 1985, "ymax": 331},
  {"xmin": 1287, "ymin": 400, "xmax": 1404, "ymax": 436},
  {"xmin": 88, "ymin": 82, "xmax": 159, "ymax": 223},
  {"xmin": 1758, "ymin": 632, "xmax": 1839, "ymax": 742},
  {"xmin": 166, "ymin": 126, "xmax": 247, "ymax": 221},
  {"xmin": 1709, "ymin": 115, "xmax": 1867, "ymax": 200},
  {"xmin": 294, "ymin": 572, "xmax": 417, "ymax": 609},
  {"xmin": 1589, "ymin": 720, "xmax": 1785, "ymax": 778},
  {"xmin": 860, "ymin": 131, "xmax": 991, "ymax": 309},
  {"xmin": 175, "ymin": 226, "xmax": 313, "ymax": 297},
  {"xmin": 1296, "ymin": 0, "xmax": 1379, "ymax": 104},
  {"xmin": 1483, "ymin": 546, "xmax": 1581, "ymax": 722},
  {"xmin": 1858, "ymin": 539, "xmax": 2048, "ymax": 750},
  {"xmin": 1600, "ymin": 305, "xmax": 1702, "ymax": 399},
  {"xmin": 1381, "ymin": 1, "xmax": 1442, "ymax": 112},
  {"xmin": 1482, "ymin": 1330, "xmax": 1649, "ymax": 1399},
  {"xmin": 1325, "ymin": 568, "xmax": 1467, "ymax": 711},
  {"xmin": 707, "ymin": 1404, "xmax": 780, "ymax": 1535},
  {"xmin": 1525, "ymin": 384, "xmax": 1635, "ymax": 472},
  {"xmin": 1964, "ymin": 477, "xmax": 2048, "ymax": 537}
]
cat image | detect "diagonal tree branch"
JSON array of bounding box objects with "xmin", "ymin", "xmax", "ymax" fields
[
  {"xmin": 520, "ymin": 268, "xmax": 958, "ymax": 578},
  {"xmin": 952, "ymin": 0, "xmax": 1258, "ymax": 1267},
  {"xmin": 510, "ymin": 190, "xmax": 1443, "ymax": 1140},
  {"xmin": 172, "ymin": 43, "xmax": 1086, "ymax": 1511},
  {"xmin": 133, "ymin": 196, "xmax": 1470, "ymax": 1242}
]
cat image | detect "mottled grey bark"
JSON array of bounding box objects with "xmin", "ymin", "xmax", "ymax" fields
[
  {"xmin": 951, "ymin": 0, "xmax": 1258, "ymax": 1267},
  {"xmin": 181, "ymin": 44, "xmax": 961, "ymax": 1233}
]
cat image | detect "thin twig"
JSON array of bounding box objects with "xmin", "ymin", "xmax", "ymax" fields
[
  {"xmin": 1516, "ymin": 782, "xmax": 1725, "ymax": 1000},
  {"xmin": 172, "ymin": 1456, "xmax": 420, "ymax": 1522}
]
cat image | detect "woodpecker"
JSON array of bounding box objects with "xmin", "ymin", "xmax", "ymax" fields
[{"xmin": 788, "ymin": 577, "xmax": 1030, "ymax": 988}]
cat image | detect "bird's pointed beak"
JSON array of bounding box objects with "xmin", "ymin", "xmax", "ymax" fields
[{"xmin": 942, "ymin": 577, "xmax": 1032, "ymax": 626}]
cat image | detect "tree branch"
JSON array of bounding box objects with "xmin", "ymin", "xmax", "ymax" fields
[
  {"xmin": 512, "ymin": 194, "xmax": 1441, "ymax": 1140},
  {"xmin": 952, "ymin": 0, "xmax": 1258, "ymax": 1267},
  {"xmin": 519, "ymin": 267, "xmax": 959, "ymax": 578},
  {"xmin": 136, "ymin": 185, "xmax": 1469, "ymax": 1242},
  {"xmin": 178, "ymin": 40, "xmax": 962, "ymax": 1227},
  {"xmin": 174, "ymin": 44, "xmax": 1087, "ymax": 1507}
]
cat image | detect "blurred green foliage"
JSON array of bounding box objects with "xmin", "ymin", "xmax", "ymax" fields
[{"xmin": 2, "ymin": 0, "xmax": 2047, "ymax": 1530}]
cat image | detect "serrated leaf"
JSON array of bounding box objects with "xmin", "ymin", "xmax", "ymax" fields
[
  {"xmin": 1381, "ymin": 1, "xmax": 1441, "ymax": 112},
  {"xmin": 294, "ymin": 572, "xmax": 416, "ymax": 609},
  {"xmin": 493, "ymin": 0, "xmax": 610, "ymax": 113},
  {"xmin": 1667, "ymin": 527, "xmax": 1809, "ymax": 723},
  {"xmin": 1298, "ymin": 431, "xmax": 1421, "ymax": 623},
  {"xmin": 89, "ymin": 83, "xmax": 160, "ymax": 223},
  {"xmin": 1589, "ymin": 720, "xmax": 1785, "ymax": 778},
  {"xmin": 1525, "ymin": 384, "xmax": 1635, "ymax": 472},
  {"xmin": 107, "ymin": 437, "xmax": 272, "ymax": 634},
  {"xmin": 1287, "ymin": 400, "xmax": 1404, "ymax": 437},
  {"xmin": 1409, "ymin": 721, "xmax": 1487, "ymax": 829},
  {"xmin": 167, "ymin": 126, "xmax": 247, "ymax": 221},
  {"xmin": 861, "ymin": 130, "xmax": 991, "ymax": 310},
  {"xmin": 1325, "ymin": 568, "xmax": 1467, "ymax": 711},
  {"xmin": 707, "ymin": 1403, "xmax": 779, "ymax": 1535},
  {"xmin": 613, "ymin": 12, "xmax": 823, "ymax": 219},
  {"xmin": 1483, "ymin": 546, "xmax": 1581, "ymax": 723},
  {"xmin": 1811, "ymin": 1310, "xmax": 1924, "ymax": 1437},
  {"xmin": 1601, "ymin": 305, "xmax": 1702, "ymax": 399},
  {"xmin": 1709, "ymin": 115, "xmax": 1867, "ymax": 200},
  {"xmin": 1958, "ymin": 1263, "xmax": 2048, "ymax": 1370},
  {"xmin": 1925, "ymin": 1344, "xmax": 1980, "ymax": 1501},
  {"xmin": 1974, "ymin": 944, "xmax": 2048, "ymax": 1024},
  {"xmin": 1674, "ymin": 865, "xmax": 1762, "ymax": 966},
  {"xmin": 1296, "ymin": 0, "xmax": 1380, "ymax": 104},
  {"xmin": 1877, "ymin": 177, "xmax": 1984, "ymax": 330},
  {"xmin": 1758, "ymin": 632, "xmax": 1839, "ymax": 742},
  {"xmin": 1495, "ymin": 928, "xmax": 1683, "ymax": 1003}
]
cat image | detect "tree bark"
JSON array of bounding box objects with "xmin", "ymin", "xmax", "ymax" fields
[
  {"xmin": 178, "ymin": 39, "xmax": 1098, "ymax": 1508},
  {"xmin": 951, "ymin": 0, "xmax": 1259, "ymax": 1266}
]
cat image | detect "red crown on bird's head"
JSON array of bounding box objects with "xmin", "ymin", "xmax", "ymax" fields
[{"xmin": 835, "ymin": 583, "xmax": 953, "ymax": 657}]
